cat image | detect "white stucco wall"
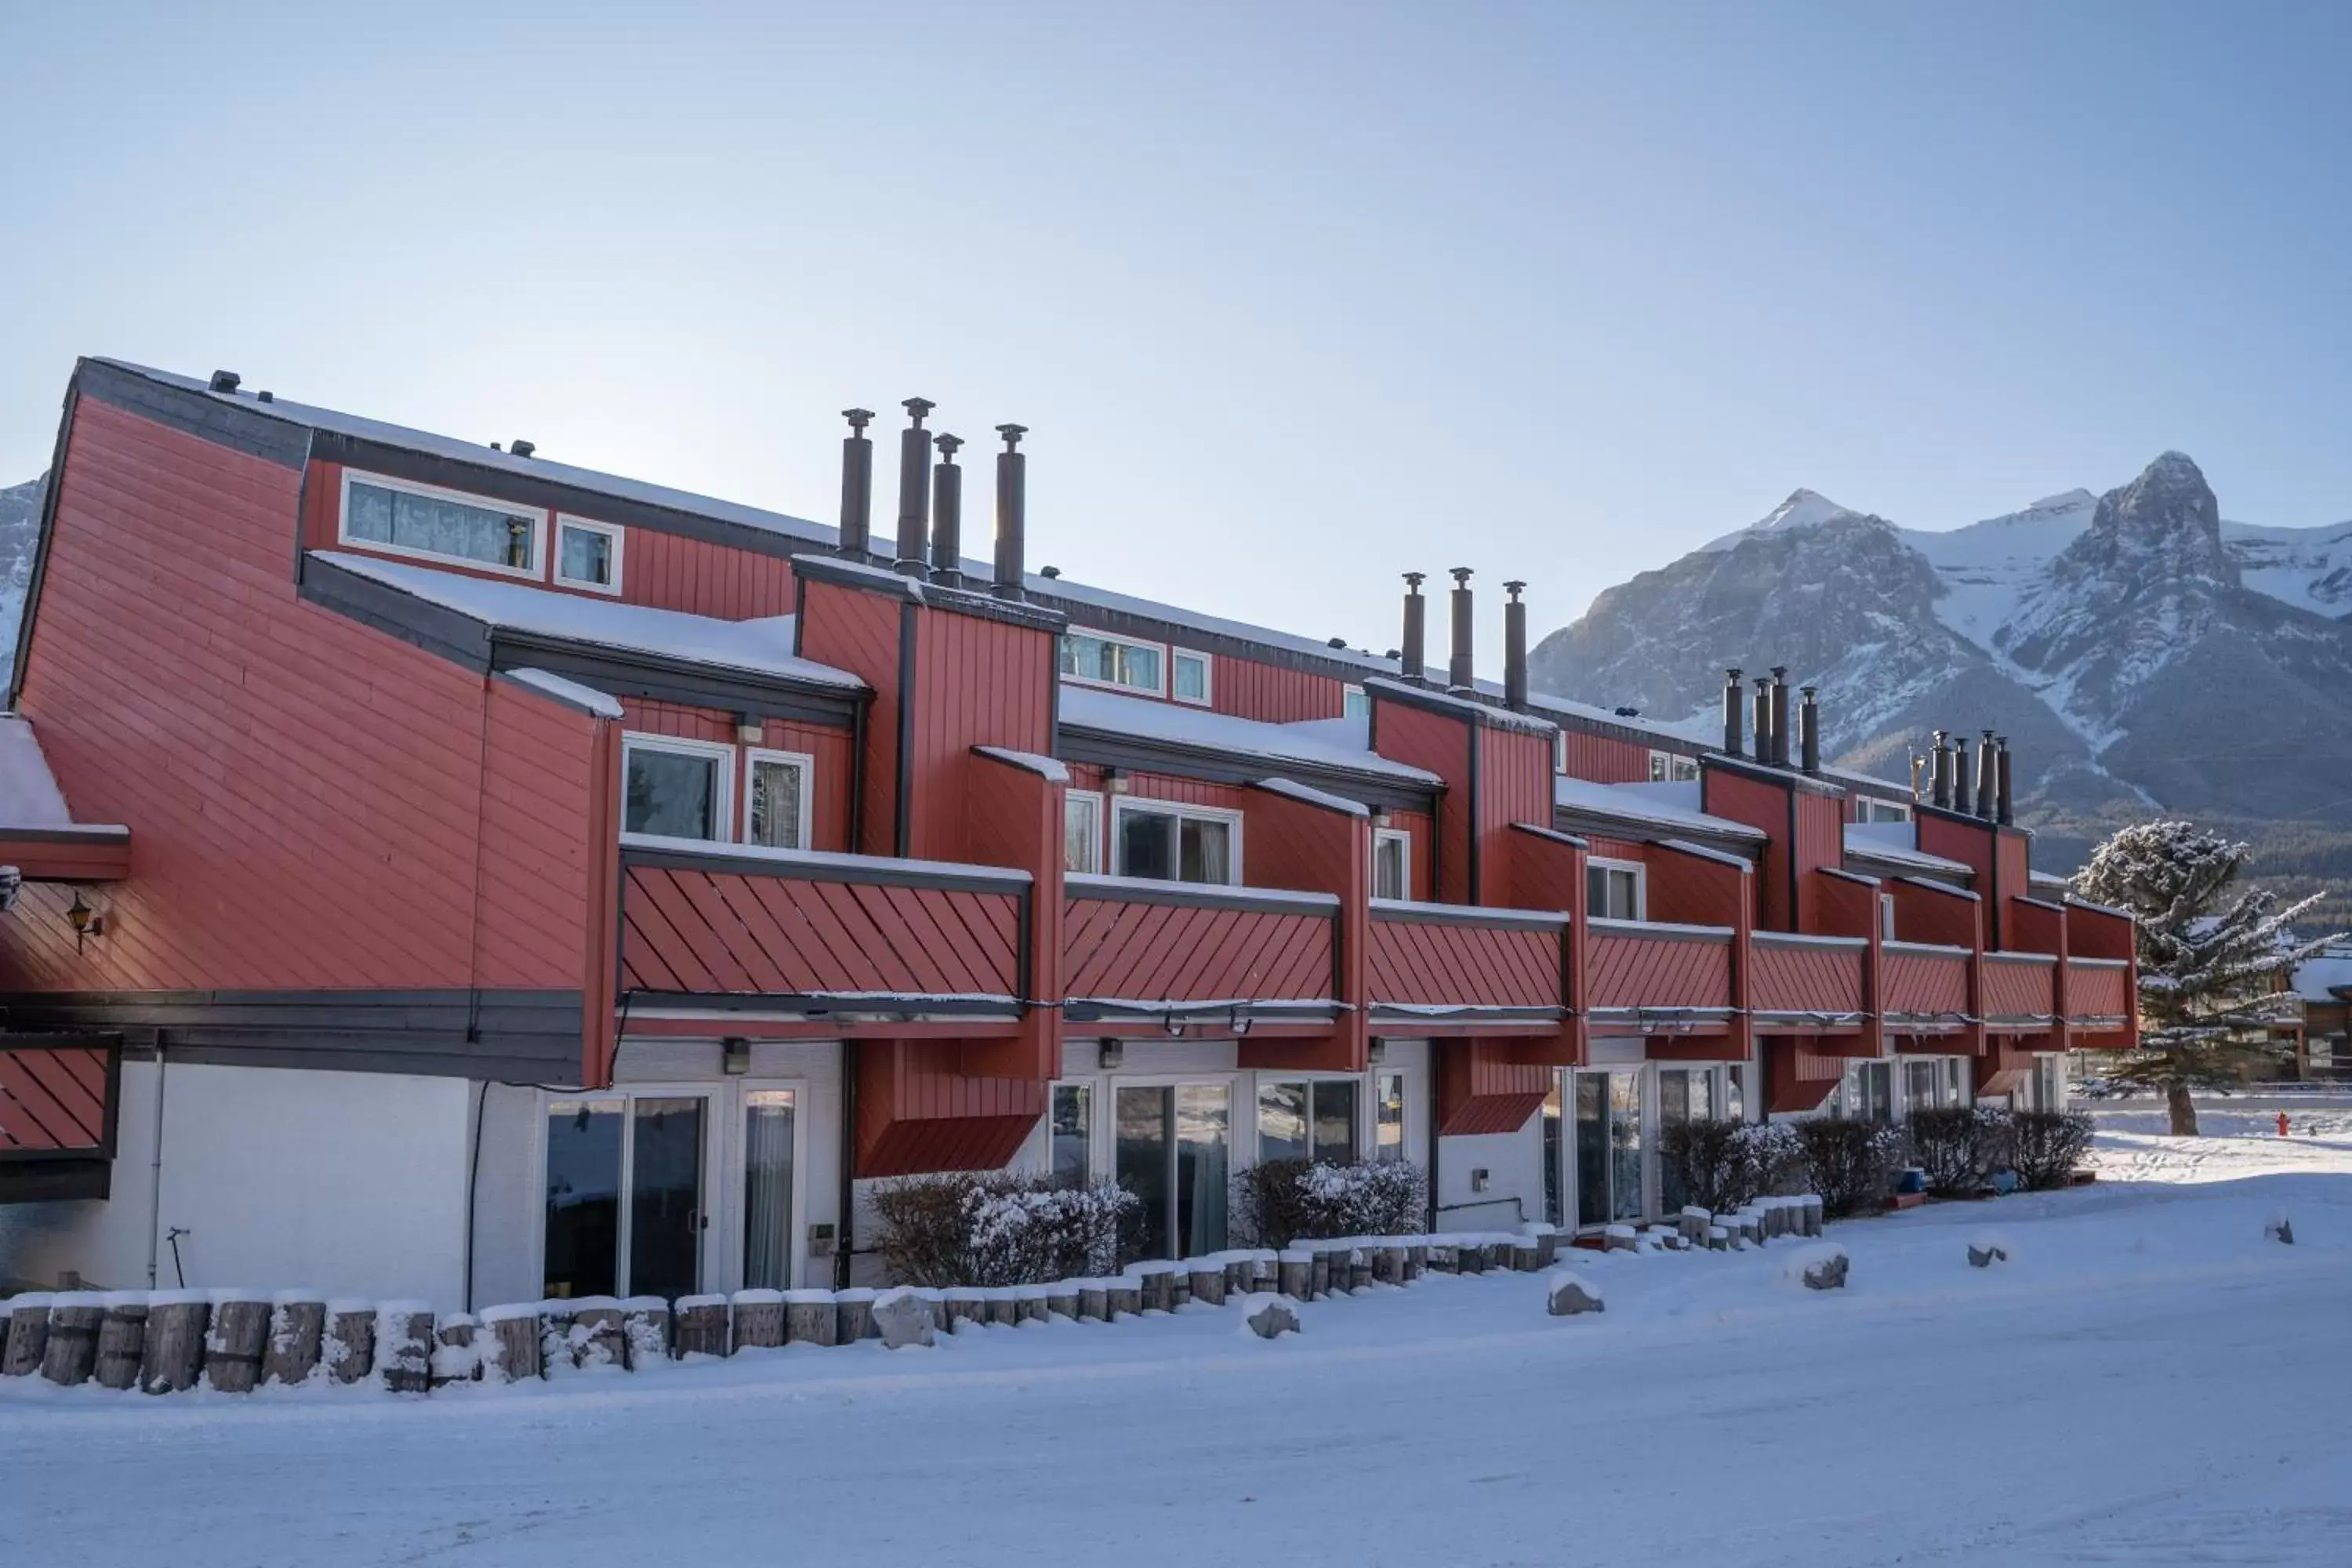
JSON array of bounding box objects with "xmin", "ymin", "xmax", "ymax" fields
[{"xmin": 0, "ymin": 1058, "xmax": 473, "ymax": 1305}]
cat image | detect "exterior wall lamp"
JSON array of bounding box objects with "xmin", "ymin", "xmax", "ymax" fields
[
  {"xmin": 1098, "ymin": 1039, "xmax": 1123, "ymax": 1069},
  {"xmin": 721, "ymin": 1037, "xmax": 750, "ymax": 1075},
  {"xmin": 67, "ymin": 891, "xmax": 106, "ymax": 953}
]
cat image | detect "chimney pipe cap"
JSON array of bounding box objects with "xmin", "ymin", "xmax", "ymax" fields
[
  {"xmin": 842, "ymin": 408, "xmax": 875, "ymax": 430},
  {"xmin": 1403, "ymin": 571, "xmax": 1426, "ymax": 590},
  {"xmin": 1449, "ymin": 567, "xmax": 1473, "ymax": 586},
  {"xmin": 994, "ymin": 423, "xmax": 1027, "ymax": 448},
  {"xmin": 1801, "ymin": 684, "xmax": 1817, "ymax": 699},
  {"xmin": 1755, "ymin": 677, "xmax": 1773, "ymax": 690},
  {"xmin": 1503, "ymin": 579, "xmax": 1526, "ymax": 599},
  {"xmin": 1769, "ymin": 665, "xmax": 1788, "ymax": 680},
  {"xmin": 902, "ymin": 397, "xmax": 935, "ymax": 423},
  {"xmin": 1726, "ymin": 666, "xmax": 1743, "ymax": 681},
  {"xmin": 934, "ymin": 433, "xmax": 962, "ymax": 458}
]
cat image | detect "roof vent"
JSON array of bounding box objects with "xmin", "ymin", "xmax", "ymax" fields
[
  {"xmin": 1040, "ymin": 564, "xmax": 1061, "ymax": 579},
  {"xmin": 256, "ymin": 390, "xmax": 274, "ymax": 403},
  {"xmin": 509, "ymin": 439, "xmax": 536, "ymax": 459},
  {"xmin": 1613, "ymin": 706, "xmax": 1639, "ymax": 717},
  {"xmin": 208, "ymin": 370, "xmax": 240, "ymax": 394},
  {"xmin": 1327, "ymin": 637, "xmax": 1347, "ymax": 649}
]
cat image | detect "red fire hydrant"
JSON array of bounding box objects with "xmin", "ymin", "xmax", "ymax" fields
[{"xmin": 2278, "ymin": 1112, "xmax": 2292, "ymax": 1138}]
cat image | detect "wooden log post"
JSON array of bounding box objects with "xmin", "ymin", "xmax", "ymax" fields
[
  {"xmin": 569, "ymin": 1300, "xmax": 625, "ymax": 1370},
  {"xmin": 1045, "ymin": 1283, "xmax": 1080, "ymax": 1320},
  {"xmin": 4, "ymin": 1294, "xmax": 51, "ymax": 1377},
  {"xmin": 1370, "ymin": 1246, "xmax": 1402, "ymax": 1287},
  {"xmin": 943, "ymin": 1288, "xmax": 985, "ymax": 1330},
  {"xmin": 205, "ymin": 1294, "xmax": 271, "ymax": 1394},
  {"xmin": 1278, "ymin": 1250, "xmax": 1312, "ymax": 1300},
  {"xmin": 1170, "ymin": 1270, "xmax": 1192, "ymax": 1309},
  {"xmin": 479, "ymin": 1304, "xmax": 543, "ymax": 1382},
  {"xmin": 1223, "ymin": 1258, "xmax": 1254, "ymax": 1299},
  {"xmin": 784, "ymin": 1290, "xmax": 837, "ymax": 1347},
  {"xmin": 264, "ymin": 1298, "xmax": 326, "ymax": 1387},
  {"xmin": 1106, "ymin": 1279, "xmax": 1142, "ymax": 1319},
  {"xmin": 673, "ymin": 1295, "xmax": 730, "ymax": 1359},
  {"xmin": 835, "ymin": 1287, "xmax": 879, "ymax": 1343},
  {"xmin": 1457, "ymin": 1240, "xmax": 1487, "ymax": 1274},
  {"xmin": 620, "ymin": 1298, "xmax": 671, "ymax": 1368},
  {"xmin": 731, "ymin": 1290, "xmax": 785, "ymax": 1352},
  {"xmin": 1187, "ymin": 1265, "xmax": 1227, "ymax": 1307},
  {"xmin": 40, "ymin": 1294, "xmax": 102, "ymax": 1387},
  {"xmin": 94, "ymin": 1294, "xmax": 150, "ymax": 1391},
  {"xmin": 1405, "ymin": 1243, "xmax": 1427, "ymax": 1282},
  {"xmin": 984, "ymin": 1288, "xmax": 1020, "ymax": 1328},
  {"xmin": 1349, "ymin": 1247, "xmax": 1374, "ymax": 1292},
  {"xmin": 325, "ymin": 1302, "xmax": 376, "ymax": 1385},
  {"xmin": 1014, "ymin": 1285, "xmax": 1050, "ymax": 1324},
  {"xmin": 1076, "ymin": 1283, "xmax": 1108, "ymax": 1322},
  {"xmin": 1137, "ymin": 1263, "xmax": 1176, "ymax": 1314},
  {"xmin": 140, "ymin": 1293, "xmax": 210, "ymax": 1394},
  {"xmin": 1512, "ymin": 1240, "xmax": 1544, "ymax": 1272},
  {"xmin": 377, "ymin": 1303, "xmax": 434, "ymax": 1394},
  {"xmin": 430, "ymin": 1315, "xmax": 480, "ymax": 1388}
]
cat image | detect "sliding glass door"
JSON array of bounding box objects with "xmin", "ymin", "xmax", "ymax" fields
[
  {"xmin": 1115, "ymin": 1083, "xmax": 1231, "ymax": 1262},
  {"xmin": 543, "ymin": 1092, "xmax": 708, "ymax": 1301},
  {"xmin": 1572, "ymin": 1070, "xmax": 1647, "ymax": 1227}
]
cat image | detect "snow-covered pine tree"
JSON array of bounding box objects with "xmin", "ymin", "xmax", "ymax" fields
[{"xmin": 2073, "ymin": 820, "xmax": 2337, "ymax": 1135}]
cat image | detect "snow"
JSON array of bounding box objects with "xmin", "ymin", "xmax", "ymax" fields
[
  {"xmin": 620, "ymin": 831, "xmax": 1033, "ymax": 891},
  {"xmin": 1250, "ymin": 776, "xmax": 1369, "ymax": 818},
  {"xmin": 498, "ymin": 666, "xmax": 623, "ymax": 719},
  {"xmin": 2292, "ymin": 949, "xmax": 2352, "ymax": 1003},
  {"xmin": 971, "ymin": 746, "xmax": 1069, "ymax": 783},
  {"xmin": 1843, "ymin": 821, "xmax": 1973, "ymax": 874},
  {"xmin": 311, "ymin": 550, "xmax": 866, "ymax": 691},
  {"xmin": 1064, "ymin": 871, "xmax": 1338, "ymax": 913},
  {"xmin": 0, "ymin": 714, "xmax": 124, "ymax": 832},
  {"xmin": 1057, "ymin": 684, "xmax": 1442, "ymax": 786},
  {"xmin": 1552, "ymin": 774, "xmax": 1764, "ymax": 842},
  {"xmin": 1699, "ymin": 487, "xmax": 1863, "ymax": 552}
]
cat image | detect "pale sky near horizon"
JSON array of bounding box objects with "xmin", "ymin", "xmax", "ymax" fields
[{"xmin": 4, "ymin": 2, "xmax": 2348, "ymax": 666}]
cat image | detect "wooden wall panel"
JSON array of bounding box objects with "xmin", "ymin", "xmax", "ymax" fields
[
  {"xmin": 1881, "ymin": 947, "xmax": 1970, "ymax": 1018},
  {"xmin": 617, "ymin": 699, "xmax": 855, "ymax": 853},
  {"xmin": 1369, "ymin": 699, "xmax": 1470, "ymax": 904},
  {"xmin": 1556, "ymin": 728, "xmax": 1653, "ymax": 784},
  {"xmin": 1700, "ymin": 768, "xmax": 1794, "ymax": 929},
  {"xmin": 1208, "ymin": 655, "xmax": 1348, "ymax": 724},
  {"xmin": 475, "ymin": 680, "xmax": 600, "ymax": 989},
  {"xmin": 1475, "ymin": 721, "xmax": 1555, "ymax": 909},
  {"xmin": 1889, "ymin": 879, "xmax": 1982, "ymax": 950},
  {"xmin": 2, "ymin": 400, "xmax": 592, "ymax": 995},
  {"xmin": 2066, "ymin": 960, "xmax": 2131, "ymax": 1021},
  {"xmin": 856, "ymin": 1040, "xmax": 1047, "ymax": 1177},
  {"xmin": 1791, "ymin": 791, "xmax": 1850, "ymax": 932},
  {"xmin": 795, "ymin": 579, "xmax": 904, "ymax": 856},
  {"xmin": 1367, "ymin": 917, "xmax": 1563, "ymax": 1010},
  {"xmin": 1434, "ymin": 1040, "xmax": 1550, "ymax": 1135},
  {"xmin": 1983, "ymin": 955, "xmax": 2056, "ymax": 1023},
  {"xmin": 1748, "ymin": 938, "xmax": 1866, "ymax": 1015},
  {"xmin": 1585, "ymin": 930, "xmax": 1733, "ymax": 1013},
  {"xmin": 1644, "ymin": 846, "xmax": 1748, "ymax": 929},
  {"xmin": 0, "ymin": 1041, "xmax": 110, "ymax": 1152},
  {"xmin": 907, "ymin": 608, "xmax": 1055, "ymax": 863},
  {"xmin": 1061, "ymin": 897, "xmax": 1334, "ymax": 1004}
]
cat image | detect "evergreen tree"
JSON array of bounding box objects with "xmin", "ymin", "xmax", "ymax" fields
[{"xmin": 2074, "ymin": 820, "xmax": 2336, "ymax": 1135}]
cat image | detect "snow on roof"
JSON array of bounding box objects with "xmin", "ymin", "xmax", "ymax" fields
[
  {"xmin": 2293, "ymin": 951, "xmax": 2352, "ymax": 1003},
  {"xmin": 1253, "ymin": 777, "xmax": 1370, "ymax": 818},
  {"xmin": 0, "ymin": 716, "xmax": 124, "ymax": 833},
  {"xmin": 312, "ymin": 552, "xmax": 865, "ymax": 691},
  {"xmin": 973, "ymin": 746, "xmax": 1070, "ymax": 783},
  {"xmin": 499, "ymin": 668, "xmax": 623, "ymax": 719},
  {"xmin": 1843, "ymin": 822, "xmax": 1973, "ymax": 876},
  {"xmin": 1552, "ymin": 775, "xmax": 1763, "ymax": 841},
  {"xmin": 1056, "ymin": 684, "xmax": 1442, "ymax": 786}
]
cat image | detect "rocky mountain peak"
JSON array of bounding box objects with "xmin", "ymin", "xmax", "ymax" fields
[{"xmin": 2051, "ymin": 449, "xmax": 2235, "ymax": 593}]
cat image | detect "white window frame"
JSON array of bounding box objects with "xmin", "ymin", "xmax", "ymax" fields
[
  {"xmin": 1649, "ymin": 750, "xmax": 1700, "ymax": 783},
  {"xmin": 1170, "ymin": 647, "xmax": 1213, "ymax": 707},
  {"xmin": 338, "ymin": 468, "xmax": 546, "ymax": 581},
  {"xmin": 1253, "ymin": 1073, "xmax": 1372, "ymax": 1164},
  {"xmin": 740, "ymin": 746, "xmax": 815, "ymax": 850},
  {"xmin": 553, "ymin": 514, "xmax": 626, "ymax": 596},
  {"xmin": 1342, "ymin": 684, "xmax": 1370, "ymax": 721},
  {"xmin": 622, "ymin": 731, "xmax": 736, "ymax": 843},
  {"xmin": 1588, "ymin": 855, "xmax": 1647, "ymax": 921},
  {"xmin": 1372, "ymin": 826, "xmax": 1413, "ymax": 901},
  {"xmin": 532, "ymin": 1082, "xmax": 720, "ymax": 1301},
  {"xmin": 1060, "ymin": 627, "xmax": 1168, "ymax": 698},
  {"xmin": 1110, "ymin": 797, "xmax": 1243, "ymax": 885},
  {"xmin": 1859, "ymin": 797, "xmax": 1914, "ymax": 825},
  {"xmin": 1556, "ymin": 730, "xmax": 1569, "ymax": 775},
  {"xmin": 1064, "ymin": 788, "xmax": 1106, "ymax": 874}
]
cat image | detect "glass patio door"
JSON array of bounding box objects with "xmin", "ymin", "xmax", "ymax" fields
[
  {"xmin": 1115, "ymin": 1083, "xmax": 1231, "ymax": 1262},
  {"xmin": 543, "ymin": 1093, "xmax": 708, "ymax": 1301},
  {"xmin": 1573, "ymin": 1070, "xmax": 1647, "ymax": 1227}
]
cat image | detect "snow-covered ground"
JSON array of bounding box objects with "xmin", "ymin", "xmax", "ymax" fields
[{"xmin": 11, "ymin": 1104, "xmax": 2352, "ymax": 1566}]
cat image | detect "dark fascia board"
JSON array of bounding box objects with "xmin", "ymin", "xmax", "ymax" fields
[
  {"xmin": 1914, "ymin": 800, "xmax": 2038, "ymax": 844},
  {"xmin": 0, "ymin": 826, "xmax": 131, "ymax": 847},
  {"xmin": 1551, "ymin": 804, "xmax": 1759, "ymax": 862},
  {"xmin": 625, "ymin": 991, "xmax": 1020, "ymax": 1020},
  {"xmin": 77, "ymin": 359, "xmax": 313, "ymax": 470},
  {"xmin": 0, "ymin": 989, "xmax": 585, "ymax": 1082},
  {"xmin": 792, "ymin": 554, "xmax": 1068, "ymax": 635},
  {"xmin": 1703, "ymin": 752, "xmax": 1847, "ymax": 800},
  {"xmin": 1363, "ymin": 677, "xmax": 1559, "ymax": 739},
  {"xmin": 621, "ymin": 840, "xmax": 1029, "ymax": 896},
  {"xmin": 1524, "ymin": 697, "xmax": 1711, "ymax": 756},
  {"xmin": 299, "ymin": 552, "xmax": 862, "ymax": 727},
  {"xmin": 1055, "ymin": 727, "xmax": 1440, "ymax": 815},
  {"xmin": 0, "ymin": 1157, "xmax": 111, "ymax": 1202}
]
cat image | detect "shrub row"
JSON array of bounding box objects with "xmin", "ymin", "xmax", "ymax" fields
[{"xmin": 1663, "ymin": 1109, "xmax": 2094, "ymax": 1219}]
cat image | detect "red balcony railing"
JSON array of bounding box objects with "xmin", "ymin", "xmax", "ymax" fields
[
  {"xmin": 1583, "ymin": 917, "xmax": 1737, "ymax": 1035},
  {"xmin": 2065, "ymin": 955, "xmax": 2132, "ymax": 1025},
  {"xmin": 1748, "ymin": 931, "xmax": 1868, "ymax": 1031},
  {"xmin": 1983, "ymin": 950, "xmax": 2059, "ymax": 1029},
  {"xmin": 1881, "ymin": 940, "xmax": 1973, "ymax": 1032},
  {"xmin": 619, "ymin": 835, "xmax": 1030, "ymax": 1025},
  {"xmin": 1367, "ymin": 899, "xmax": 1566, "ymax": 1030},
  {"xmin": 0, "ymin": 1031, "xmax": 121, "ymax": 1202},
  {"xmin": 1061, "ymin": 875, "xmax": 1340, "ymax": 1029}
]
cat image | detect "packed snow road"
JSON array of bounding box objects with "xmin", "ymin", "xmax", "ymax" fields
[{"xmin": 11, "ymin": 1112, "xmax": 2352, "ymax": 1567}]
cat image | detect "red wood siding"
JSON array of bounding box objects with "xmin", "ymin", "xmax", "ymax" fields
[
  {"xmin": 857, "ymin": 1040, "xmax": 1046, "ymax": 1177},
  {"xmin": 1881, "ymin": 945, "xmax": 1971, "ymax": 1018},
  {"xmin": 1387, "ymin": 809, "xmax": 1436, "ymax": 902},
  {"xmin": 796, "ymin": 578, "xmax": 904, "ymax": 855},
  {"xmin": 1585, "ymin": 927, "xmax": 1734, "ymax": 1017},
  {"xmin": 0, "ymin": 831, "xmax": 129, "ymax": 883},
  {"xmin": 1240, "ymin": 784, "xmax": 1368, "ymax": 1073},
  {"xmin": 2, "ymin": 399, "xmax": 597, "ymax": 996},
  {"xmin": 1748, "ymin": 935, "xmax": 1866, "ymax": 1017},
  {"xmin": 1983, "ymin": 953, "xmax": 2057, "ymax": 1025},
  {"xmin": 1555, "ymin": 728, "xmax": 1653, "ymax": 784},
  {"xmin": 619, "ymin": 699, "xmax": 855, "ymax": 853},
  {"xmin": 1369, "ymin": 698, "xmax": 1470, "ymax": 904},
  {"xmin": 1367, "ymin": 914, "xmax": 1563, "ymax": 1010},
  {"xmin": 0, "ymin": 1040, "xmax": 111, "ymax": 1152},
  {"xmin": 1584, "ymin": 835, "xmax": 1647, "ymax": 864},
  {"xmin": 1475, "ymin": 720, "xmax": 1555, "ymax": 909},
  {"xmin": 960, "ymin": 750, "xmax": 1065, "ymax": 1082},
  {"xmin": 2067, "ymin": 958, "xmax": 2131, "ymax": 1021},
  {"xmin": 1644, "ymin": 845, "xmax": 1749, "ymax": 929},
  {"xmin": 1888, "ymin": 878, "xmax": 1982, "ymax": 950},
  {"xmin": 1791, "ymin": 792, "xmax": 1851, "ymax": 933},
  {"xmin": 1208, "ymin": 655, "xmax": 1348, "ymax": 724},
  {"xmin": 906, "ymin": 608, "xmax": 1055, "ymax": 862},
  {"xmin": 1700, "ymin": 768, "xmax": 1795, "ymax": 928},
  {"xmin": 1766, "ymin": 1038, "xmax": 1846, "ymax": 1113},
  {"xmin": 476, "ymin": 680, "xmax": 601, "ymax": 989},
  {"xmin": 1434, "ymin": 1040, "xmax": 1550, "ymax": 1135},
  {"xmin": 1061, "ymin": 894, "xmax": 1334, "ymax": 1004},
  {"xmin": 622, "ymin": 865, "xmax": 1021, "ymax": 999}
]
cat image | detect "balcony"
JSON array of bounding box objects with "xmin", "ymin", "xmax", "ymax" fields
[
  {"xmin": 0, "ymin": 1030, "xmax": 121, "ymax": 1202},
  {"xmin": 1582, "ymin": 917, "xmax": 1737, "ymax": 1038},
  {"xmin": 1881, "ymin": 940, "xmax": 1976, "ymax": 1046},
  {"xmin": 1748, "ymin": 931, "xmax": 1869, "ymax": 1040},
  {"xmin": 1982, "ymin": 950, "xmax": 2060, "ymax": 1032},
  {"xmin": 1061, "ymin": 875, "xmax": 1341, "ymax": 1033},
  {"xmin": 2066, "ymin": 955, "xmax": 2132, "ymax": 1028},
  {"xmin": 1366, "ymin": 899, "xmax": 1567, "ymax": 1033}
]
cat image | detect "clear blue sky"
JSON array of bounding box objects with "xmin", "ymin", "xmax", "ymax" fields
[{"xmin": 5, "ymin": 2, "xmax": 2348, "ymax": 665}]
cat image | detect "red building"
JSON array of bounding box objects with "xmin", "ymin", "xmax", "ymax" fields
[{"xmin": 0, "ymin": 361, "xmax": 2134, "ymax": 1302}]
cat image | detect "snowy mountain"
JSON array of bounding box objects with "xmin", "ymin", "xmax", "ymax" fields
[
  {"xmin": 1529, "ymin": 455, "xmax": 2352, "ymax": 908},
  {"xmin": 0, "ymin": 475, "xmax": 44, "ymax": 689}
]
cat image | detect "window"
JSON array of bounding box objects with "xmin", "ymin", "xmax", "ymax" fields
[
  {"xmin": 1343, "ymin": 685, "xmax": 1370, "ymax": 721},
  {"xmin": 1374, "ymin": 1071, "xmax": 1406, "ymax": 1163},
  {"xmin": 1858, "ymin": 797, "xmax": 1913, "ymax": 825},
  {"xmin": 1902, "ymin": 1059, "xmax": 1940, "ymax": 1116},
  {"xmin": 1882, "ymin": 891, "xmax": 1899, "ymax": 941},
  {"xmin": 554, "ymin": 516, "xmax": 623, "ymax": 593},
  {"xmin": 742, "ymin": 750, "xmax": 813, "ymax": 850},
  {"xmin": 623, "ymin": 735, "xmax": 732, "ymax": 840},
  {"xmin": 1649, "ymin": 750, "xmax": 1700, "ymax": 783},
  {"xmin": 340, "ymin": 471, "xmax": 543, "ymax": 577},
  {"xmin": 742, "ymin": 1090, "xmax": 796, "ymax": 1291},
  {"xmin": 1372, "ymin": 828, "xmax": 1412, "ymax": 901},
  {"xmin": 1064, "ymin": 789, "xmax": 1105, "ymax": 874},
  {"xmin": 1587, "ymin": 858, "xmax": 1645, "ymax": 920},
  {"xmin": 1725, "ymin": 1063, "xmax": 1747, "ymax": 1122},
  {"xmin": 1051, "ymin": 1083, "xmax": 1091, "ymax": 1185},
  {"xmin": 1555, "ymin": 731, "xmax": 1569, "ymax": 775},
  {"xmin": 1171, "ymin": 648, "xmax": 1211, "ymax": 706},
  {"xmin": 1258, "ymin": 1079, "xmax": 1359, "ymax": 1164},
  {"xmin": 1061, "ymin": 630, "xmax": 1165, "ymax": 696},
  {"xmin": 1113, "ymin": 800, "xmax": 1239, "ymax": 884},
  {"xmin": 543, "ymin": 1092, "xmax": 708, "ymax": 1301},
  {"xmin": 1837, "ymin": 1060, "xmax": 1893, "ymax": 1123}
]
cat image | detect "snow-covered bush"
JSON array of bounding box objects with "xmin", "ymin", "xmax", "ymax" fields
[
  {"xmin": 870, "ymin": 1173, "xmax": 1139, "ymax": 1287},
  {"xmin": 1659, "ymin": 1120, "xmax": 1806, "ymax": 1211},
  {"xmin": 2008, "ymin": 1110, "xmax": 2094, "ymax": 1192},
  {"xmin": 1795, "ymin": 1118, "xmax": 1907, "ymax": 1218},
  {"xmin": 1906, "ymin": 1106, "xmax": 2013, "ymax": 1198},
  {"xmin": 1229, "ymin": 1158, "xmax": 1427, "ymax": 1249}
]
